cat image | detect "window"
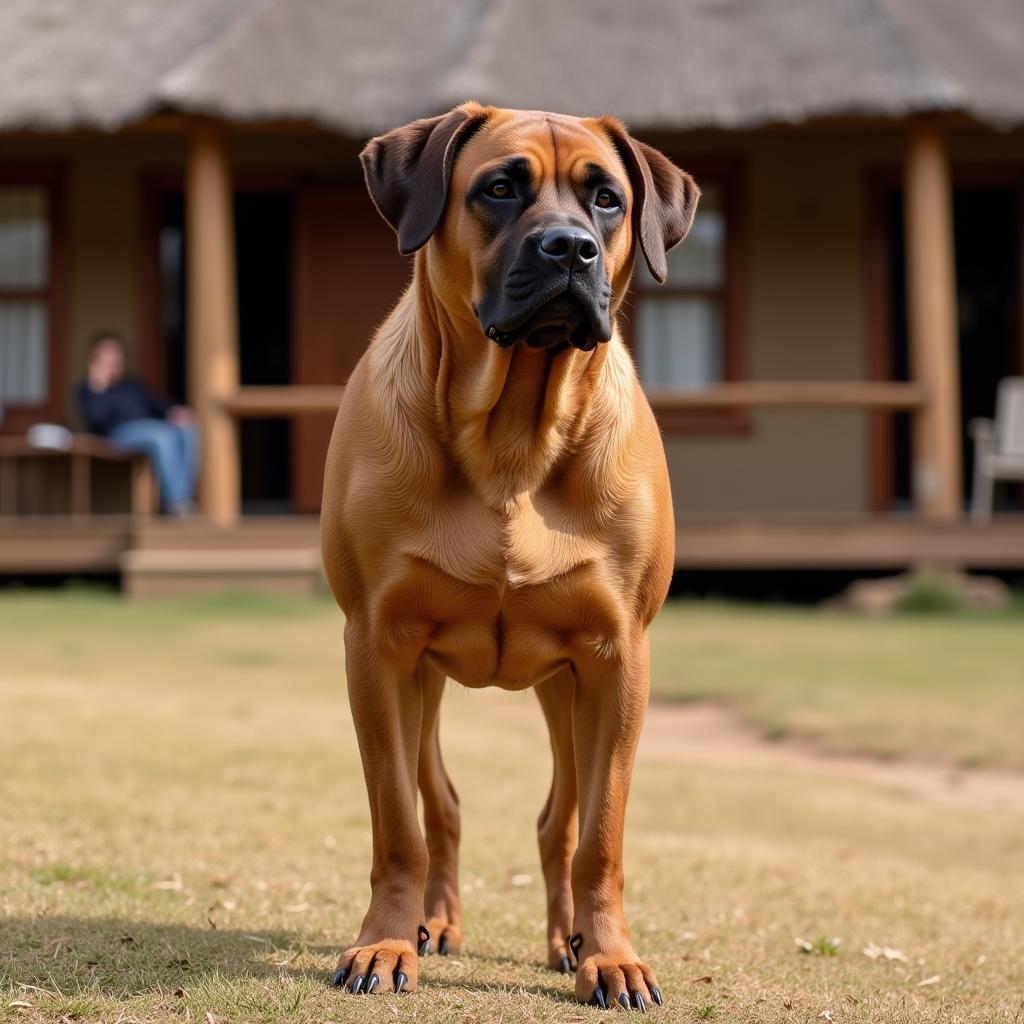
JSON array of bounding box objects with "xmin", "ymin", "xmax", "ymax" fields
[
  {"xmin": 627, "ymin": 167, "xmax": 745, "ymax": 431},
  {"xmin": 0, "ymin": 168, "xmax": 64, "ymax": 431}
]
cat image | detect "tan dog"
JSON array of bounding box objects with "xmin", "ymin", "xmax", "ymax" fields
[{"xmin": 321, "ymin": 102, "xmax": 697, "ymax": 1010}]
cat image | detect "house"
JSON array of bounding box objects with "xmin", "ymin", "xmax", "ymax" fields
[{"xmin": 2, "ymin": 0, "xmax": 1024, "ymax": 593}]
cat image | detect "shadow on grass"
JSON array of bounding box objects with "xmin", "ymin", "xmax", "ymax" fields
[
  {"xmin": 3, "ymin": 916, "xmax": 312, "ymax": 992},
  {"xmin": 3, "ymin": 917, "xmax": 580, "ymax": 1005}
]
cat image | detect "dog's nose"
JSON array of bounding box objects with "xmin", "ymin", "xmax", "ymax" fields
[{"xmin": 538, "ymin": 227, "xmax": 599, "ymax": 272}]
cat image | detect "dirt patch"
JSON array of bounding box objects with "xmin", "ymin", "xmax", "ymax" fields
[{"xmin": 640, "ymin": 701, "xmax": 1024, "ymax": 813}]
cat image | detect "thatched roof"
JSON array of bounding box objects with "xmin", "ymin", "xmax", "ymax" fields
[{"xmin": 3, "ymin": 0, "xmax": 1024, "ymax": 134}]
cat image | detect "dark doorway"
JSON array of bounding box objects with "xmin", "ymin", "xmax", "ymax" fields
[
  {"xmin": 882, "ymin": 183, "xmax": 1022, "ymax": 510},
  {"xmin": 149, "ymin": 189, "xmax": 294, "ymax": 514}
]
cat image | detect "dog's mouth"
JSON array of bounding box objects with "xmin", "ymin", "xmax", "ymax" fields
[{"xmin": 486, "ymin": 293, "xmax": 603, "ymax": 353}]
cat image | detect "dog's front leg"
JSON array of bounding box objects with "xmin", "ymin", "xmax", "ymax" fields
[
  {"xmin": 333, "ymin": 620, "xmax": 428, "ymax": 995},
  {"xmin": 570, "ymin": 634, "xmax": 663, "ymax": 1012}
]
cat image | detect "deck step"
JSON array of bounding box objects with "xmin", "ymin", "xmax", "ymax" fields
[
  {"xmin": 132, "ymin": 516, "xmax": 320, "ymax": 551},
  {"xmin": 120, "ymin": 547, "xmax": 323, "ymax": 599}
]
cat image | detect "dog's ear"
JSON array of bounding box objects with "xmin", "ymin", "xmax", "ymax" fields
[
  {"xmin": 361, "ymin": 105, "xmax": 491, "ymax": 255},
  {"xmin": 600, "ymin": 118, "xmax": 700, "ymax": 284}
]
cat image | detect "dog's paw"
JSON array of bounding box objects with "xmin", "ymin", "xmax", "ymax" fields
[
  {"xmin": 548, "ymin": 928, "xmax": 578, "ymax": 974},
  {"xmin": 423, "ymin": 915, "xmax": 462, "ymax": 956},
  {"xmin": 574, "ymin": 949, "xmax": 662, "ymax": 1011},
  {"xmin": 331, "ymin": 938, "xmax": 418, "ymax": 994}
]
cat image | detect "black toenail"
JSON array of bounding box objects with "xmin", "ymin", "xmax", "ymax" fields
[
  {"xmin": 367, "ymin": 973, "xmax": 379, "ymax": 994},
  {"xmin": 331, "ymin": 967, "xmax": 348, "ymax": 987},
  {"xmin": 559, "ymin": 955, "xmax": 572, "ymax": 974},
  {"xmin": 594, "ymin": 987, "xmax": 607, "ymax": 1008},
  {"xmin": 350, "ymin": 975, "xmax": 364, "ymax": 995},
  {"xmin": 651, "ymin": 987, "xmax": 663, "ymax": 1006},
  {"xmin": 417, "ymin": 924, "xmax": 430, "ymax": 955},
  {"xmin": 395, "ymin": 971, "xmax": 407, "ymax": 992},
  {"xmin": 619, "ymin": 993, "xmax": 630, "ymax": 1008},
  {"xmin": 438, "ymin": 934, "xmax": 449, "ymax": 955},
  {"xmin": 633, "ymin": 991, "xmax": 646, "ymax": 1013}
]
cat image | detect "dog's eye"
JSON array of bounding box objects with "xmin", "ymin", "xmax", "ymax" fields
[
  {"xmin": 594, "ymin": 189, "xmax": 620, "ymax": 210},
  {"xmin": 485, "ymin": 180, "xmax": 514, "ymax": 199}
]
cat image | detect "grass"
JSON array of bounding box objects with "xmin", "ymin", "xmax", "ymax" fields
[
  {"xmin": 1, "ymin": 590, "xmax": 1023, "ymax": 1023},
  {"xmin": 649, "ymin": 600, "xmax": 1024, "ymax": 767}
]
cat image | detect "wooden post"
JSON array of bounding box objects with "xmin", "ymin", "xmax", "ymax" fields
[
  {"xmin": 70, "ymin": 452, "xmax": 90, "ymax": 516},
  {"xmin": 186, "ymin": 118, "xmax": 239, "ymax": 525},
  {"xmin": 131, "ymin": 458, "xmax": 156, "ymax": 517},
  {"xmin": 903, "ymin": 120, "xmax": 962, "ymax": 522}
]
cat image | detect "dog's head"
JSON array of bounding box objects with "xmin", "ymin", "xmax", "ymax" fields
[{"xmin": 361, "ymin": 103, "xmax": 699, "ymax": 353}]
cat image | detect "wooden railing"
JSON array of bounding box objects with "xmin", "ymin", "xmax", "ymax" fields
[
  {"xmin": 646, "ymin": 381, "xmax": 925, "ymax": 409},
  {"xmin": 219, "ymin": 381, "xmax": 926, "ymax": 417},
  {"xmin": 221, "ymin": 386, "xmax": 344, "ymax": 416}
]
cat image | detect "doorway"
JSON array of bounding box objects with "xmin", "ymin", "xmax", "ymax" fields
[
  {"xmin": 144, "ymin": 176, "xmax": 408, "ymax": 515},
  {"xmin": 875, "ymin": 179, "xmax": 1022, "ymax": 511}
]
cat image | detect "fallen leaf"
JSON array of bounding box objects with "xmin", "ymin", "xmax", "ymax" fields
[
  {"xmin": 206, "ymin": 1012, "xmax": 216, "ymax": 1024},
  {"xmin": 510, "ymin": 873, "xmax": 532, "ymax": 887},
  {"xmin": 917, "ymin": 975, "xmax": 941, "ymax": 987},
  {"xmin": 691, "ymin": 975, "xmax": 713, "ymax": 984},
  {"xmin": 820, "ymin": 1011, "xmax": 834, "ymax": 1022},
  {"xmin": 797, "ymin": 936, "xmax": 842, "ymax": 956},
  {"xmin": 174, "ymin": 988, "xmax": 188, "ymax": 999},
  {"xmin": 863, "ymin": 943, "xmax": 908, "ymax": 962},
  {"xmin": 9, "ymin": 1001, "xmax": 32, "ymax": 1010}
]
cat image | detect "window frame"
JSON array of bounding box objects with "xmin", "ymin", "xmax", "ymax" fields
[
  {"xmin": 0, "ymin": 163, "xmax": 67, "ymax": 434},
  {"xmin": 622, "ymin": 157, "xmax": 748, "ymax": 434}
]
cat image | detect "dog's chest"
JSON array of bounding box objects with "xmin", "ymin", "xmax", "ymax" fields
[{"xmin": 408, "ymin": 491, "xmax": 603, "ymax": 590}]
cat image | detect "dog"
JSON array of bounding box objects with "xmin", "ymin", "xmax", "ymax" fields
[{"xmin": 321, "ymin": 102, "xmax": 698, "ymax": 1010}]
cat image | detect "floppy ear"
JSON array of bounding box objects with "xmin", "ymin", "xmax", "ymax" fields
[
  {"xmin": 601, "ymin": 119, "xmax": 700, "ymax": 284},
  {"xmin": 360, "ymin": 106, "xmax": 491, "ymax": 255}
]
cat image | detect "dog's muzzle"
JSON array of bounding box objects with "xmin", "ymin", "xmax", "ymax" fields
[{"xmin": 478, "ymin": 225, "xmax": 613, "ymax": 352}]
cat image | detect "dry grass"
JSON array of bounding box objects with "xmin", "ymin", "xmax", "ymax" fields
[
  {"xmin": 1, "ymin": 591, "xmax": 1023, "ymax": 1024},
  {"xmin": 650, "ymin": 601, "xmax": 1024, "ymax": 768}
]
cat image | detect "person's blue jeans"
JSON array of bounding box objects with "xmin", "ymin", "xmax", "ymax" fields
[{"xmin": 109, "ymin": 419, "xmax": 199, "ymax": 510}]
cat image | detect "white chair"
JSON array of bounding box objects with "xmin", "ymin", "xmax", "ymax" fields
[{"xmin": 970, "ymin": 377, "xmax": 1024, "ymax": 522}]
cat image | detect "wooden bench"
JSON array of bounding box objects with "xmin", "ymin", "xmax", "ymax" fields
[{"xmin": 0, "ymin": 434, "xmax": 156, "ymax": 517}]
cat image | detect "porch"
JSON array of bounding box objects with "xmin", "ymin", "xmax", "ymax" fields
[
  {"xmin": 3, "ymin": 513, "xmax": 1024, "ymax": 598},
  {"xmin": 4, "ymin": 114, "xmax": 1023, "ymax": 592}
]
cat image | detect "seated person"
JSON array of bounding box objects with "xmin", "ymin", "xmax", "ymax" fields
[{"xmin": 77, "ymin": 333, "xmax": 200, "ymax": 516}]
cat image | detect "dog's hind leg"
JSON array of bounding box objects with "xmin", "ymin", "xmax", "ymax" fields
[
  {"xmin": 418, "ymin": 665, "xmax": 463, "ymax": 955},
  {"xmin": 535, "ymin": 669, "xmax": 579, "ymax": 973}
]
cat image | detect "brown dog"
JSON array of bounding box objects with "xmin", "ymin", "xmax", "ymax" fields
[{"xmin": 321, "ymin": 102, "xmax": 697, "ymax": 1010}]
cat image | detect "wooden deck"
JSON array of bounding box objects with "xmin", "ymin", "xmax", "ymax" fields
[
  {"xmin": 677, "ymin": 517, "xmax": 1024, "ymax": 569},
  {"xmin": 2, "ymin": 514, "xmax": 1024, "ymax": 595}
]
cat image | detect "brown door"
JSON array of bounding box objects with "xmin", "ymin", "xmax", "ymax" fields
[{"xmin": 291, "ymin": 184, "xmax": 409, "ymax": 512}]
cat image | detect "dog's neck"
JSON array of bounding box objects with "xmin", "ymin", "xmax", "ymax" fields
[{"xmin": 370, "ymin": 262, "xmax": 635, "ymax": 510}]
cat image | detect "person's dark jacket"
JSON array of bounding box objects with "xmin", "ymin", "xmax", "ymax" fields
[{"xmin": 77, "ymin": 377, "xmax": 173, "ymax": 436}]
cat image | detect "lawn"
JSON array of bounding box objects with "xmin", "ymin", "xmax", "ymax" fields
[
  {"xmin": 650, "ymin": 601, "xmax": 1024, "ymax": 768},
  {"xmin": 1, "ymin": 591, "xmax": 1022, "ymax": 1024}
]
